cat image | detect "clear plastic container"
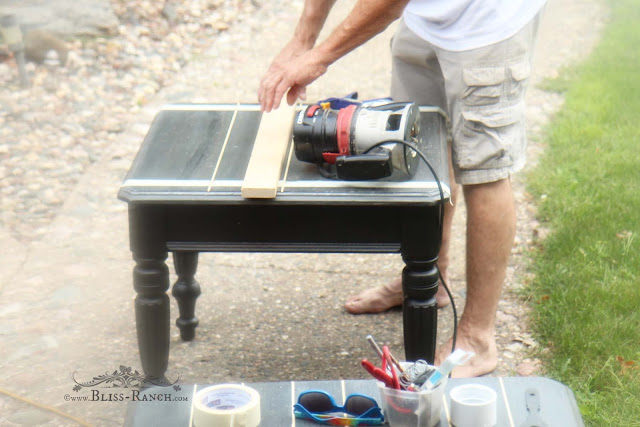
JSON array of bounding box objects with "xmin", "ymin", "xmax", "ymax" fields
[{"xmin": 377, "ymin": 378, "xmax": 447, "ymax": 427}]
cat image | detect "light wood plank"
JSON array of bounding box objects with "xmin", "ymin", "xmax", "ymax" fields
[{"xmin": 241, "ymin": 104, "xmax": 297, "ymax": 198}]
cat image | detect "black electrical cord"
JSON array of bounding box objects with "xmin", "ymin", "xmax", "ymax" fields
[
  {"xmin": 363, "ymin": 139, "xmax": 458, "ymax": 355},
  {"xmin": 363, "ymin": 139, "xmax": 445, "ymax": 233},
  {"xmin": 439, "ymin": 270, "xmax": 457, "ymax": 356}
]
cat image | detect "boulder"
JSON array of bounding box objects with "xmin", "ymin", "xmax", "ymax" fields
[{"xmin": 0, "ymin": 0, "xmax": 119, "ymax": 37}]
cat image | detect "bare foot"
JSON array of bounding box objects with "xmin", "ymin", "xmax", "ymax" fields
[
  {"xmin": 434, "ymin": 332, "xmax": 498, "ymax": 378},
  {"xmin": 345, "ymin": 277, "xmax": 451, "ymax": 314}
]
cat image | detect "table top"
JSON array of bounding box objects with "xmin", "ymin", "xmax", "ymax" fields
[
  {"xmin": 118, "ymin": 104, "xmax": 451, "ymax": 205},
  {"xmin": 124, "ymin": 377, "xmax": 584, "ymax": 427}
]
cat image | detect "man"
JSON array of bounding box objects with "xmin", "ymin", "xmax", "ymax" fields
[{"xmin": 258, "ymin": 0, "xmax": 545, "ymax": 377}]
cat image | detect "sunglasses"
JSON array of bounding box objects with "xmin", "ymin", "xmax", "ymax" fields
[{"xmin": 293, "ymin": 390, "xmax": 385, "ymax": 426}]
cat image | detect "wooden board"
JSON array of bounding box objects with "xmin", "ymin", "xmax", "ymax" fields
[{"xmin": 241, "ymin": 104, "xmax": 296, "ymax": 198}]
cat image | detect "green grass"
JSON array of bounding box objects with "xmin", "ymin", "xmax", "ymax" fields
[{"xmin": 525, "ymin": 0, "xmax": 640, "ymax": 425}]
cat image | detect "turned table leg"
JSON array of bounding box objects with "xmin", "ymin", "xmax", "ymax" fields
[
  {"xmin": 401, "ymin": 207, "xmax": 443, "ymax": 363},
  {"xmin": 133, "ymin": 256, "xmax": 170, "ymax": 378},
  {"xmin": 402, "ymin": 261, "xmax": 439, "ymax": 364},
  {"xmin": 129, "ymin": 204, "xmax": 170, "ymax": 379},
  {"xmin": 172, "ymin": 251, "xmax": 201, "ymax": 341}
]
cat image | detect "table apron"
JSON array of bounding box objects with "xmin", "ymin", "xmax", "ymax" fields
[
  {"xmin": 165, "ymin": 241, "xmax": 401, "ymax": 253},
  {"xmin": 156, "ymin": 204, "xmax": 441, "ymax": 258}
]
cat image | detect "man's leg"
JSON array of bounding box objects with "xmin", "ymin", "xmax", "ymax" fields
[
  {"xmin": 435, "ymin": 178, "xmax": 515, "ymax": 376},
  {"xmin": 430, "ymin": 11, "xmax": 541, "ymax": 376},
  {"xmin": 348, "ymin": 11, "xmax": 541, "ymax": 379}
]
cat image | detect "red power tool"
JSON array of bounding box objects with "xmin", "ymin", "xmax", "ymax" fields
[{"xmin": 292, "ymin": 96, "xmax": 422, "ymax": 180}]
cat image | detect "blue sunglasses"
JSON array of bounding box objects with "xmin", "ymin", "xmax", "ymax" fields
[{"xmin": 293, "ymin": 390, "xmax": 384, "ymax": 426}]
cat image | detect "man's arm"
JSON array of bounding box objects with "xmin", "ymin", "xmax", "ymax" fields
[
  {"xmin": 291, "ymin": 0, "xmax": 338, "ymax": 50},
  {"xmin": 258, "ymin": 0, "xmax": 410, "ymax": 112}
]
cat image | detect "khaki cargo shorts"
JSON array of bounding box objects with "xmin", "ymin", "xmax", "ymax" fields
[{"xmin": 391, "ymin": 13, "xmax": 542, "ymax": 185}]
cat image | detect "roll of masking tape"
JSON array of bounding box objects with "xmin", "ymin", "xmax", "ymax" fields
[{"xmin": 192, "ymin": 384, "xmax": 261, "ymax": 427}]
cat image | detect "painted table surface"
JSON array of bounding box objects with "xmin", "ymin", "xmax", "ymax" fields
[
  {"xmin": 124, "ymin": 377, "xmax": 584, "ymax": 426},
  {"xmin": 118, "ymin": 104, "xmax": 451, "ymax": 205}
]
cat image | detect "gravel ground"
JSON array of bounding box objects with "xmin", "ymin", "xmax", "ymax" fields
[
  {"xmin": 0, "ymin": 0, "xmax": 259, "ymax": 242},
  {"xmin": 0, "ymin": 0, "xmax": 608, "ymax": 424}
]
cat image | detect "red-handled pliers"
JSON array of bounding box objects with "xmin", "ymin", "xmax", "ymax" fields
[
  {"xmin": 382, "ymin": 345, "xmax": 401, "ymax": 389},
  {"xmin": 361, "ymin": 359, "xmax": 394, "ymax": 388}
]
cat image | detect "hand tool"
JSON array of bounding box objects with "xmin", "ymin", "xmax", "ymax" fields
[
  {"xmin": 292, "ymin": 95, "xmax": 422, "ymax": 180},
  {"xmin": 361, "ymin": 359, "xmax": 394, "ymax": 388},
  {"xmin": 382, "ymin": 346, "xmax": 401, "ymax": 390},
  {"xmin": 366, "ymin": 335, "xmax": 405, "ymax": 374}
]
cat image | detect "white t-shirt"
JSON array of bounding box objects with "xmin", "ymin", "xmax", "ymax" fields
[{"xmin": 404, "ymin": 0, "xmax": 547, "ymax": 51}]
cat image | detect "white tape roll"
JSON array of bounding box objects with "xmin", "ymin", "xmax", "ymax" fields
[
  {"xmin": 449, "ymin": 384, "xmax": 496, "ymax": 427},
  {"xmin": 192, "ymin": 384, "xmax": 261, "ymax": 427}
]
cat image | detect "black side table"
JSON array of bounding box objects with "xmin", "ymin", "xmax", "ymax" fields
[{"xmin": 118, "ymin": 104, "xmax": 450, "ymax": 378}]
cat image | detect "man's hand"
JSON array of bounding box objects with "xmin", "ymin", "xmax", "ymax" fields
[
  {"xmin": 258, "ymin": 0, "xmax": 336, "ymax": 112},
  {"xmin": 258, "ymin": 47, "xmax": 330, "ymax": 112},
  {"xmin": 258, "ymin": 0, "xmax": 409, "ymax": 112}
]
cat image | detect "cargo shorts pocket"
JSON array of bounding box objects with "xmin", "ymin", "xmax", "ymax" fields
[
  {"xmin": 462, "ymin": 58, "xmax": 531, "ymax": 106},
  {"xmin": 507, "ymin": 60, "xmax": 531, "ymax": 100},
  {"xmin": 462, "ymin": 66, "xmax": 505, "ymax": 107},
  {"xmin": 456, "ymin": 104, "xmax": 525, "ymax": 171}
]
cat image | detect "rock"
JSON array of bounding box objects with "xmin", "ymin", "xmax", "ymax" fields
[
  {"xmin": 516, "ymin": 359, "xmax": 541, "ymax": 376},
  {"xmin": 162, "ymin": 2, "xmax": 180, "ymax": 25},
  {"xmin": 0, "ymin": 0, "xmax": 119, "ymax": 37},
  {"xmin": 23, "ymin": 29, "xmax": 68, "ymax": 65},
  {"xmin": 506, "ymin": 342, "xmax": 525, "ymax": 353}
]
